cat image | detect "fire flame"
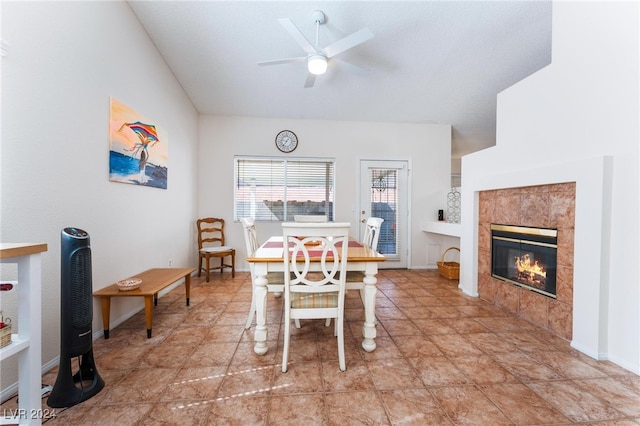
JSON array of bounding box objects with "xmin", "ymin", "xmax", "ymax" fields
[{"xmin": 515, "ymin": 254, "xmax": 546, "ymax": 281}]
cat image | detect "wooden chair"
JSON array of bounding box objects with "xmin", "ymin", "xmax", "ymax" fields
[
  {"xmin": 240, "ymin": 218, "xmax": 285, "ymax": 329},
  {"xmin": 196, "ymin": 217, "xmax": 235, "ymax": 282},
  {"xmin": 281, "ymin": 222, "xmax": 351, "ymax": 372}
]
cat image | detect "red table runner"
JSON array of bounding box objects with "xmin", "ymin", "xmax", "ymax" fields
[{"xmin": 263, "ymin": 240, "xmax": 363, "ymax": 249}]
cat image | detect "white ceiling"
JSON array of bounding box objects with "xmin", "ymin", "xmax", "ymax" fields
[{"xmin": 127, "ymin": 1, "xmax": 552, "ymax": 159}]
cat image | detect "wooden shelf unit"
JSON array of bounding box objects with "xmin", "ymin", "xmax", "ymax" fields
[{"xmin": 0, "ymin": 243, "xmax": 47, "ymax": 425}]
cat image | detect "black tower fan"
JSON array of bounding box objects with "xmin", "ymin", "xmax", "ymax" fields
[{"xmin": 47, "ymin": 227, "xmax": 104, "ymax": 408}]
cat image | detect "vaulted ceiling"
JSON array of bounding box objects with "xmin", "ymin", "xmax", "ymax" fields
[{"xmin": 128, "ymin": 1, "xmax": 552, "ymax": 160}]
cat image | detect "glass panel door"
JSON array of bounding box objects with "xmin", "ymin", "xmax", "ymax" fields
[{"xmin": 359, "ymin": 160, "xmax": 408, "ymax": 268}]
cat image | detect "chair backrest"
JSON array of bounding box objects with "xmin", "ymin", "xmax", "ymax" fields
[
  {"xmin": 197, "ymin": 217, "xmax": 226, "ymax": 249},
  {"xmin": 362, "ymin": 217, "xmax": 384, "ymax": 251},
  {"xmin": 293, "ymin": 215, "xmax": 329, "ymax": 223},
  {"xmin": 282, "ymin": 222, "xmax": 350, "ymax": 296},
  {"xmin": 240, "ymin": 217, "xmax": 259, "ymax": 255}
]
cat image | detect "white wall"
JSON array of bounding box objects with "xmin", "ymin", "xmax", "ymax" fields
[
  {"xmin": 460, "ymin": 1, "xmax": 639, "ymax": 373},
  {"xmin": 1, "ymin": 1, "xmax": 199, "ymax": 391},
  {"xmin": 198, "ymin": 116, "xmax": 451, "ymax": 270}
]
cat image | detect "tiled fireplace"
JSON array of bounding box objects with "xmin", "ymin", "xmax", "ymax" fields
[{"xmin": 477, "ymin": 182, "xmax": 575, "ymax": 340}]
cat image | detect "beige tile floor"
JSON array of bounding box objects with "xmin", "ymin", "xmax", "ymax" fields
[{"xmin": 4, "ymin": 270, "xmax": 640, "ymax": 425}]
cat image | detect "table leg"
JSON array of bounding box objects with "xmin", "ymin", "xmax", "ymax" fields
[
  {"xmin": 253, "ymin": 271, "xmax": 269, "ymax": 355},
  {"xmin": 100, "ymin": 297, "xmax": 111, "ymax": 339},
  {"xmin": 144, "ymin": 296, "xmax": 154, "ymax": 338},
  {"xmin": 185, "ymin": 272, "xmax": 191, "ymax": 306},
  {"xmin": 361, "ymin": 271, "xmax": 378, "ymax": 352}
]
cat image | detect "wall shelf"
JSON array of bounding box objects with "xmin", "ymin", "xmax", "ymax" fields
[
  {"xmin": 0, "ymin": 243, "xmax": 47, "ymax": 425},
  {"xmin": 422, "ymin": 221, "xmax": 462, "ymax": 237},
  {"xmin": 0, "ymin": 336, "xmax": 29, "ymax": 360}
]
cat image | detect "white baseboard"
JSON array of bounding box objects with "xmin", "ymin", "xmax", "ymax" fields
[{"xmin": 0, "ymin": 356, "xmax": 59, "ymax": 403}]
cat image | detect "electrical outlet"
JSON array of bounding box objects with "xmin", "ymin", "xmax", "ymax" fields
[{"xmin": 168, "ymin": 258, "xmax": 172, "ymax": 266}]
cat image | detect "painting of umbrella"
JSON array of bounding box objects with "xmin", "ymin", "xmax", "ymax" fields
[{"xmin": 109, "ymin": 97, "xmax": 168, "ymax": 189}]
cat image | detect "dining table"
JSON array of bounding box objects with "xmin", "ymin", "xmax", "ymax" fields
[{"xmin": 246, "ymin": 235, "xmax": 386, "ymax": 355}]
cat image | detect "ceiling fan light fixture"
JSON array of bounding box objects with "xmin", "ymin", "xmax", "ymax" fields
[{"xmin": 308, "ymin": 54, "xmax": 328, "ymax": 75}]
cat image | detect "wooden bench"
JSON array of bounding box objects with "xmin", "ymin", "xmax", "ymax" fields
[{"xmin": 93, "ymin": 268, "xmax": 195, "ymax": 339}]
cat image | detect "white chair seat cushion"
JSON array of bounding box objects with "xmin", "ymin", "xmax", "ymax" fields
[
  {"xmin": 201, "ymin": 246, "xmax": 234, "ymax": 253},
  {"xmin": 291, "ymin": 292, "xmax": 338, "ymax": 309}
]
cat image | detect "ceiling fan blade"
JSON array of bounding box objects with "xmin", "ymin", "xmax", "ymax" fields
[
  {"xmin": 304, "ymin": 73, "xmax": 316, "ymax": 88},
  {"xmin": 322, "ymin": 27, "xmax": 374, "ymax": 58},
  {"xmin": 278, "ymin": 18, "xmax": 318, "ymax": 55},
  {"xmin": 332, "ymin": 58, "xmax": 369, "ymax": 76},
  {"xmin": 257, "ymin": 57, "xmax": 306, "ymax": 66}
]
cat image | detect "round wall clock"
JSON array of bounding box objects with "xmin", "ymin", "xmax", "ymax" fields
[{"xmin": 275, "ymin": 130, "xmax": 298, "ymax": 153}]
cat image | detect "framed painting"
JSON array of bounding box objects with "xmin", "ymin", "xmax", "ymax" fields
[{"xmin": 109, "ymin": 97, "xmax": 168, "ymax": 189}]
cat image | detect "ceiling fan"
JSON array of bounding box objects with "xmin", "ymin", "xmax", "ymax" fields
[{"xmin": 258, "ymin": 10, "xmax": 374, "ymax": 88}]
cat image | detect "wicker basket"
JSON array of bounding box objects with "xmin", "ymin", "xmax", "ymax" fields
[
  {"xmin": 437, "ymin": 247, "xmax": 460, "ymax": 280},
  {"xmin": 0, "ymin": 324, "xmax": 12, "ymax": 348}
]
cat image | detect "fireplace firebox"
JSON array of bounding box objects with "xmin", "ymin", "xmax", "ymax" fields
[{"xmin": 491, "ymin": 224, "xmax": 558, "ymax": 299}]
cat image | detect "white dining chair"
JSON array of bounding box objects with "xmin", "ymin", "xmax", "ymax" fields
[
  {"xmin": 362, "ymin": 217, "xmax": 384, "ymax": 251},
  {"xmin": 324, "ymin": 217, "xmax": 384, "ymax": 329},
  {"xmin": 293, "ymin": 215, "xmax": 328, "ymax": 222},
  {"xmin": 240, "ymin": 217, "xmax": 285, "ymax": 329},
  {"xmin": 344, "ymin": 217, "xmax": 384, "ymax": 290},
  {"xmin": 281, "ymin": 222, "xmax": 351, "ymax": 372}
]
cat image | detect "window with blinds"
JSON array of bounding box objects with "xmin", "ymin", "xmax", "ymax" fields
[{"xmin": 234, "ymin": 157, "xmax": 335, "ymax": 222}]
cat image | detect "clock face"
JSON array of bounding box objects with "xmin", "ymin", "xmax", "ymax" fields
[{"xmin": 275, "ymin": 130, "xmax": 298, "ymax": 153}]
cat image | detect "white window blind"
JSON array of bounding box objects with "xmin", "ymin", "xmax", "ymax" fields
[
  {"xmin": 369, "ymin": 167, "xmax": 399, "ymax": 256},
  {"xmin": 234, "ymin": 157, "xmax": 335, "ymax": 222}
]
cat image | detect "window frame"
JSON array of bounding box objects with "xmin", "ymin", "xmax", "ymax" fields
[{"xmin": 233, "ymin": 155, "xmax": 336, "ymax": 222}]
